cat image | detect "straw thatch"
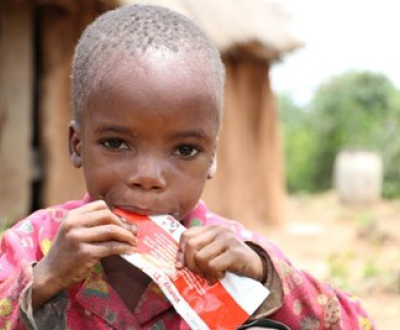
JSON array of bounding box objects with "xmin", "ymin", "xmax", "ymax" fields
[{"xmin": 105, "ymin": 0, "xmax": 302, "ymax": 60}]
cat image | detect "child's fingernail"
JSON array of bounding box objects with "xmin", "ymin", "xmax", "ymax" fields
[
  {"xmin": 129, "ymin": 223, "xmax": 137, "ymax": 233},
  {"xmin": 175, "ymin": 252, "xmax": 184, "ymax": 268},
  {"xmin": 123, "ymin": 222, "xmax": 137, "ymax": 233}
]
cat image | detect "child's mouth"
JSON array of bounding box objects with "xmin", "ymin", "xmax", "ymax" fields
[{"xmin": 115, "ymin": 205, "xmax": 160, "ymax": 216}]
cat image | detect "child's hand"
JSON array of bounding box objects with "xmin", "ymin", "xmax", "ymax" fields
[
  {"xmin": 175, "ymin": 225, "xmax": 264, "ymax": 283},
  {"xmin": 32, "ymin": 200, "xmax": 136, "ymax": 309}
]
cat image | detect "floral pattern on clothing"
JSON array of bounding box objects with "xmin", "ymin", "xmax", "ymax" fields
[
  {"xmin": 300, "ymin": 315, "xmax": 320, "ymax": 330},
  {"xmin": 82, "ymin": 263, "xmax": 109, "ymax": 299},
  {"xmin": 358, "ymin": 316, "xmax": 373, "ymax": 330},
  {"xmin": 0, "ymin": 298, "xmax": 12, "ymax": 317},
  {"xmin": 0, "ymin": 196, "xmax": 377, "ymax": 329},
  {"xmin": 324, "ymin": 297, "xmax": 342, "ymax": 329}
]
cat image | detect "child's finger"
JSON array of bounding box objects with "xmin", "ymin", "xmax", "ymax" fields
[
  {"xmin": 176, "ymin": 226, "xmax": 205, "ymax": 268},
  {"xmin": 192, "ymin": 241, "xmax": 226, "ymax": 276},
  {"xmin": 78, "ymin": 225, "xmax": 137, "ymax": 246},
  {"xmin": 207, "ymin": 244, "xmax": 263, "ymax": 280},
  {"xmin": 177, "ymin": 226, "xmax": 207, "ymax": 251},
  {"xmin": 117, "ymin": 217, "xmax": 138, "ymax": 235},
  {"xmin": 203, "ymin": 251, "xmax": 233, "ymax": 276},
  {"xmin": 85, "ymin": 241, "xmax": 136, "ymax": 258},
  {"xmin": 175, "ymin": 250, "xmax": 185, "ymax": 268},
  {"xmin": 66, "ymin": 209, "xmax": 126, "ymax": 229},
  {"xmin": 178, "ymin": 225, "xmax": 220, "ymax": 264}
]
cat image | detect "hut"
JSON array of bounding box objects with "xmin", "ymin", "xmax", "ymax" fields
[{"xmin": 0, "ymin": 0, "xmax": 301, "ymax": 226}]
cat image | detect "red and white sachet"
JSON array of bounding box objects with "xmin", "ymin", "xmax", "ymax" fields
[{"xmin": 115, "ymin": 209, "xmax": 269, "ymax": 330}]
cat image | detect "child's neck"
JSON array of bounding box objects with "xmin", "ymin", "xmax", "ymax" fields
[{"xmin": 102, "ymin": 255, "xmax": 152, "ymax": 311}]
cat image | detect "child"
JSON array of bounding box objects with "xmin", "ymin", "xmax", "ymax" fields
[{"xmin": 0, "ymin": 4, "xmax": 376, "ymax": 330}]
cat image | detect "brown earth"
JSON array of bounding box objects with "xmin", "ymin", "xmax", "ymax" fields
[{"xmin": 254, "ymin": 192, "xmax": 400, "ymax": 329}]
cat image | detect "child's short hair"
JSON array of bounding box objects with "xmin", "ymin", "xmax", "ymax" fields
[{"xmin": 71, "ymin": 4, "xmax": 225, "ymax": 124}]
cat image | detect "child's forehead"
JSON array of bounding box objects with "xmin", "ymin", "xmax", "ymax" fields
[
  {"xmin": 82, "ymin": 58, "xmax": 220, "ymax": 141},
  {"xmin": 95, "ymin": 49, "xmax": 218, "ymax": 100},
  {"xmin": 85, "ymin": 49, "xmax": 220, "ymax": 125},
  {"xmin": 109, "ymin": 48, "xmax": 212, "ymax": 79}
]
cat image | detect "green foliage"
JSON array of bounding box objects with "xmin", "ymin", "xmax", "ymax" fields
[
  {"xmin": 279, "ymin": 94, "xmax": 319, "ymax": 193},
  {"xmin": 326, "ymin": 251, "xmax": 354, "ymax": 291},
  {"xmin": 280, "ymin": 70, "xmax": 400, "ymax": 197},
  {"xmin": 310, "ymin": 71, "xmax": 400, "ymax": 194},
  {"xmin": 363, "ymin": 260, "xmax": 379, "ymax": 279}
]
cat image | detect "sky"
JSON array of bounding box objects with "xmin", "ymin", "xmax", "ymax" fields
[{"xmin": 270, "ymin": 0, "xmax": 400, "ymax": 105}]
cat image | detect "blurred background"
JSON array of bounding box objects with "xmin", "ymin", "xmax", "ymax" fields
[
  {"xmin": 0, "ymin": 0, "xmax": 399, "ymax": 328},
  {"xmin": 271, "ymin": 1, "xmax": 400, "ymax": 328}
]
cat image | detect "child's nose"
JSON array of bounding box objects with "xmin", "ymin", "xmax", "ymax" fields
[{"xmin": 127, "ymin": 157, "xmax": 167, "ymax": 191}]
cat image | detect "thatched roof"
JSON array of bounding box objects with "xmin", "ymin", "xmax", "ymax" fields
[{"xmin": 102, "ymin": 0, "xmax": 303, "ymax": 60}]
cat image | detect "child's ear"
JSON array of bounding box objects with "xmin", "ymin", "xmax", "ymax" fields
[
  {"xmin": 68, "ymin": 120, "xmax": 82, "ymax": 168},
  {"xmin": 207, "ymin": 155, "xmax": 217, "ymax": 179}
]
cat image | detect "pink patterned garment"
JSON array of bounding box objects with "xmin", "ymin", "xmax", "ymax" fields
[{"xmin": 0, "ymin": 196, "xmax": 376, "ymax": 330}]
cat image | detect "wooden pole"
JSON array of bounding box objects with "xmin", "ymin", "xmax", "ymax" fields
[
  {"xmin": 0, "ymin": 0, "xmax": 34, "ymax": 221},
  {"xmin": 38, "ymin": 4, "xmax": 84, "ymax": 206},
  {"xmin": 38, "ymin": 1, "xmax": 110, "ymax": 207}
]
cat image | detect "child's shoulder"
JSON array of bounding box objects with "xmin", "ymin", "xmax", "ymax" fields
[
  {"xmin": 10, "ymin": 196, "xmax": 89, "ymax": 233},
  {"xmin": 192, "ymin": 200, "xmax": 252, "ymax": 233},
  {"xmin": 184, "ymin": 200, "xmax": 233, "ymax": 227},
  {"xmin": 196, "ymin": 201, "xmax": 280, "ymax": 248}
]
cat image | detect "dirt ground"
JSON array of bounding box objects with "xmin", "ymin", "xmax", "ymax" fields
[{"xmin": 255, "ymin": 192, "xmax": 400, "ymax": 329}]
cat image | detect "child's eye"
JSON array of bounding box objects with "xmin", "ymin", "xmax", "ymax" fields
[
  {"xmin": 102, "ymin": 139, "xmax": 128, "ymax": 150},
  {"xmin": 174, "ymin": 145, "xmax": 200, "ymax": 158}
]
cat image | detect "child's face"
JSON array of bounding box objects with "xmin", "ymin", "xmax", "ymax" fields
[{"xmin": 69, "ymin": 52, "xmax": 220, "ymax": 220}]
